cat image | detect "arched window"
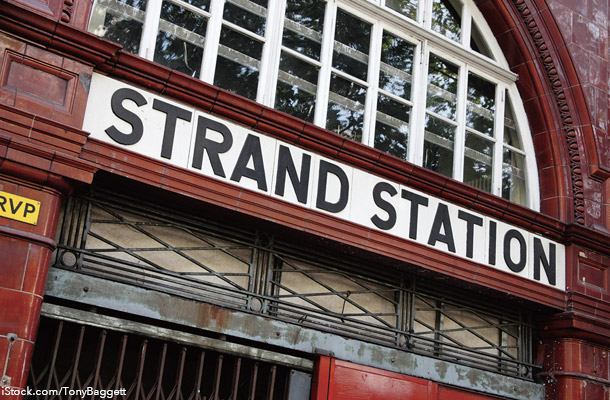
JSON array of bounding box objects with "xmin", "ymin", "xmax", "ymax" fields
[{"xmin": 88, "ymin": 0, "xmax": 539, "ymax": 209}]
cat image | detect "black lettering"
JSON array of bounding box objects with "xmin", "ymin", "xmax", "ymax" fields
[
  {"xmin": 23, "ymin": 203, "xmax": 36, "ymax": 218},
  {"xmin": 458, "ymin": 210, "xmax": 483, "ymax": 258},
  {"xmin": 192, "ymin": 115, "xmax": 233, "ymax": 177},
  {"xmin": 274, "ymin": 145, "xmax": 311, "ymax": 203},
  {"xmin": 371, "ymin": 182, "xmax": 397, "ymax": 230},
  {"xmin": 316, "ymin": 160, "xmax": 349, "ymax": 213},
  {"xmin": 0, "ymin": 195, "xmax": 6, "ymax": 212},
  {"xmin": 105, "ymin": 88, "xmax": 147, "ymax": 145},
  {"xmin": 503, "ymin": 229, "xmax": 526, "ymax": 273},
  {"xmin": 428, "ymin": 203, "xmax": 456, "ymax": 253},
  {"xmin": 9, "ymin": 199, "xmax": 22, "ymax": 215},
  {"xmin": 401, "ymin": 189, "xmax": 429, "ymax": 240},
  {"xmin": 230, "ymin": 134, "xmax": 268, "ymax": 191},
  {"xmin": 152, "ymin": 99, "xmax": 192, "ymax": 159},
  {"xmin": 533, "ymin": 238, "xmax": 556, "ymax": 285},
  {"xmin": 488, "ymin": 220, "xmax": 497, "ymax": 265}
]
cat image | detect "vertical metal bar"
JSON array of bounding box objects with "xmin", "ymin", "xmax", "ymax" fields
[
  {"xmin": 67, "ymin": 325, "xmax": 86, "ymax": 400},
  {"xmin": 212, "ymin": 355, "xmax": 223, "ymax": 400},
  {"xmin": 114, "ymin": 335, "xmax": 128, "ymax": 393},
  {"xmin": 154, "ymin": 344, "xmax": 168, "ymax": 400},
  {"xmin": 267, "ymin": 365, "xmax": 276, "ymax": 400},
  {"xmin": 44, "ymin": 321, "xmax": 64, "ymax": 400},
  {"xmin": 134, "ymin": 340, "xmax": 148, "ymax": 400},
  {"xmin": 231, "ymin": 358, "xmax": 241, "ymax": 400},
  {"xmin": 174, "ymin": 347, "xmax": 187, "ymax": 400},
  {"xmin": 92, "ymin": 330, "xmax": 108, "ymax": 393},
  {"xmin": 248, "ymin": 363, "xmax": 258, "ymax": 400},
  {"xmin": 193, "ymin": 351, "xmax": 205, "ymax": 400}
]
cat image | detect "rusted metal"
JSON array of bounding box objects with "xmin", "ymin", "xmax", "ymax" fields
[
  {"xmin": 53, "ymin": 193, "xmax": 536, "ymax": 380},
  {"xmin": 28, "ymin": 313, "xmax": 310, "ymax": 400}
]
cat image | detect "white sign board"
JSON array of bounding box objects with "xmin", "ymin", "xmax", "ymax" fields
[{"xmin": 83, "ymin": 73, "xmax": 566, "ymax": 290}]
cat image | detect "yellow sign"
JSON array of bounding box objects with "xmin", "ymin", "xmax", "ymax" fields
[{"xmin": 0, "ymin": 191, "xmax": 41, "ymax": 225}]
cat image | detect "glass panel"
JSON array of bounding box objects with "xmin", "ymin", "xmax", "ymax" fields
[
  {"xmin": 385, "ymin": 0, "xmax": 418, "ymax": 20},
  {"xmin": 426, "ymin": 54, "xmax": 459, "ymax": 120},
  {"xmin": 223, "ymin": 0, "xmax": 266, "ymax": 36},
  {"xmin": 283, "ymin": 0, "xmax": 325, "ymax": 61},
  {"xmin": 471, "ymin": 22, "xmax": 493, "ymax": 59},
  {"xmin": 275, "ymin": 53, "xmax": 319, "ymax": 122},
  {"xmin": 431, "ymin": 0, "xmax": 461, "ymax": 42},
  {"xmin": 89, "ymin": 0, "xmax": 147, "ymax": 54},
  {"xmin": 374, "ymin": 95, "xmax": 411, "ymax": 159},
  {"xmin": 466, "ymin": 72, "xmax": 495, "ymax": 136},
  {"xmin": 327, "ymin": 74, "xmax": 366, "ymax": 141},
  {"xmin": 154, "ymin": 1, "xmax": 207, "ymax": 77},
  {"xmin": 379, "ymin": 32, "xmax": 415, "ymax": 101},
  {"xmin": 464, "ymin": 132, "xmax": 493, "ymax": 192},
  {"xmin": 424, "ymin": 115, "xmax": 455, "ymax": 177},
  {"xmin": 333, "ymin": 10, "xmax": 371, "ymax": 81},
  {"xmin": 503, "ymin": 149, "xmax": 526, "ymax": 205},
  {"xmin": 504, "ymin": 96, "xmax": 522, "ymax": 149},
  {"xmin": 214, "ymin": 27, "xmax": 263, "ymax": 99}
]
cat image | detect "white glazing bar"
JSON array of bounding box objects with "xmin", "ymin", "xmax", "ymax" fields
[
  {"xmin": 257, "ymin": 0, "xmax": 285, "ymax": 106},
  {"xmin": 492, "ymin": 85, "xmax": 506, "ymax": 197},
  {"xmin": 409, "ymin": 42, "xmax": 428, "ymax": 165},
  {"xmin": 313, "ymin": 0, "xmax": 337, "ymax": 128},
  {"xmin": 452, "ymin": 62, "xmax": 468, "ymax": 181},
  {"xmin": 362, "ymin": 22, "xmax": 383, "ymax": 147},
  {"xmin": 200, "ymin": 0, "xmax": 224, "ymax": 83},
  {"xmin": 139, "ymin": 0, "xmax": 163, "ymax": 60}
]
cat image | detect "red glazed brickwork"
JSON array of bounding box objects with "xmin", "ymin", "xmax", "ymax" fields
[
  {"xmin": 539, "ymin": 339, "xmax": 610, "ymax": 400},
  {"xmin": 0, "ymin": 175, "xmax": 63, "ymax": 393},
  {"xmin": 0, "ymin": 32, "xmax": 92, "ymax": 129}
]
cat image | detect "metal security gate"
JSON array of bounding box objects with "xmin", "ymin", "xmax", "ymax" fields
[{"xmin": 26, "ymin": 304, "xmax": 313, "ymax": 400}]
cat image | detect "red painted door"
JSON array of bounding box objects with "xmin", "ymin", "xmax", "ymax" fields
[{"xmin": 312, "ymin": 357, "xmax": 505, "ymax": 400}]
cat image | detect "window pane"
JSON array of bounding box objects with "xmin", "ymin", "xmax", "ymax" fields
[
  {"xmin": 466, "ymin": 72, "xmax": 495, "ymax": 136},
  {"xmin": 427, "ymin": 54, "xmax": 459, "ymax": 120},
  {"xmin": 471, "ymin": 22, "xmax": 493, "ymax": 59},
  {"xmin": 275, "ymin": 53, "xmax": 319, "ymax": 122},
  {"xmin": 431, "ymin": 0, "xmax": 461, "ymax": 42},
  {"xmin": 327, "ymin": 74, "xmax": 366, "ymax": 141},
  {"xmin": 503, "ymin": 149, "xmax": 526, "ymax": 205},
  {"xmin": 283, "ymin": 0, "xmax": 325, "ymax": 61},
  {"xmin": 223, "ymin": 0, "xmax": 266, "ymax": 36},
  {"xmin": 464, "ymin": 132, "xmax": 493, "ymax": 192},
  {"xmin": 374, "ymin": 95, "xmax": 411, "ymax": 159},
  {"xmin": 333, "ymin": 10, "xmax": 371, "ymax": 81},
  {"xmin": 385, "ymin": 0, "xmax": 418, "ymax": 20},
  {"xmin": 89, "ymin": 0, "xmax": 147, "ymax": 54},
  {"xmin": 504, "ymin": 96, "xmax": 522, "ymax": 149},
  {"xmin": 154, "ymin": 2, "xmax": 207, "ymax": 77},
  {"xmin": 380, "ymin": 32, "xmax": 415, "ymax": 101},
  {"xmin": 424, "ymin": 115, "xmax": 455, "ymax": 177},
  {"xmin": 214, "ymin": 27, "xmax": 263, "ymax": 99}
]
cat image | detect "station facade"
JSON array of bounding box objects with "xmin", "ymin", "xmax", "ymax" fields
[{"xmin": 0, "ymin": 0, "xmax": 609, "ymax": 398}]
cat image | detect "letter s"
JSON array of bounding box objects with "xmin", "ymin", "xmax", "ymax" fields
[{"xmin": 105, "ymin": 88, "xmax": 147, "ymax": 145}]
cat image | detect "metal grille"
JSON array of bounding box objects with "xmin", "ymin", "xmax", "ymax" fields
[
  {"xmin": 53, "ymin": 191, "xmax": 537, "ymax": 379},
  {"xmin": 27, "ymin": 305, "xmax": 312, "ymax": 400}
]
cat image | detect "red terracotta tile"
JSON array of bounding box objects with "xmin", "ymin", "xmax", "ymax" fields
[
  {"xmin": 0, "ymin": 32, "xmax": 27, "ymax": 54},
  {"xmin": 0, "ymin": 289, "xmax": 42, "ymax": 340},
  {"xmin": 21, "ymin": 245, "xmax": 52, "ymax": 295},
  {"xmin": 5, "ymin": 147, "xmax": 52, "ymax": 172},
  {"xmin": 478, "ymin": 0, "xmax": 513, "ymax": 36},
  {"xmin": 300, "ymin": 123, "xmax": 344, "ymax": 158},
  {"xmin": 14, "ymin": 95, "xmax": 54, "ymax": 119},
  {"xmin": 595, "ymin": 347, "xmax": 610, "ymax": 380},
  {"xmin": 259, "ymin": 107, "xmax": 305, "ymax": 139},
  {"xmin": 24, "ymin": 44, "xmax": 63, "ymax": 67},
  {"xmin": 2, "ymin": 339, "xmax": 34, "ymax": 389},
  {"xmin": 0, "ymin": 237, "xmax": 28, "ymax": 291},
  {"xmin": 70, "ymin": 0, "xmax": 94, "ymax": 30}
]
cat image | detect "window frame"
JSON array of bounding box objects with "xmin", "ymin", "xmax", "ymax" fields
[{"xmin": 87, "ymin": 0, "xmax": 540, "ymax": 210}]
